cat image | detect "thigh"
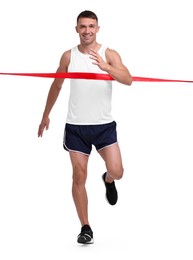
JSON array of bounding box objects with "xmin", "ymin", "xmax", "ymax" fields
[
  {"xmin": 98, "ymin": 143, "xmax": 123, "ymax": 179},
  {"xmin": 69, "ymin": 152, "xmax": 89, "ymax": 183}
]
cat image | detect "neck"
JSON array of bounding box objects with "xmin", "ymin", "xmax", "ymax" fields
[{"xmin": 78, "ymin": 43, "xmax": 101, "ymax": 54}]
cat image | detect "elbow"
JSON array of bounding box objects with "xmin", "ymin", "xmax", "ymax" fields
[
  {"xmin": 124, "ymin": 71, "xmax": 133, "ymax": 86},
  {"xmin": 129, "ymin": 73, "xmax": 133, "ymax": 85},
  {"xmin": 114, "ymin": 73, "xmax": 133, "ymax": 86},
  {"xmin": 53, "ymin": 78, "xmax": 64, "ymax": 90},
  {"xmin": 125, "ymin": 75, "xmax": 133, "ymax": 86},
  {"xmin": 128, "ymin": 77, "xmax": 133, "ymax": 86},
  {"xmin": 118, "ymin": 77, "xmax": 132, "ymax": 86}
]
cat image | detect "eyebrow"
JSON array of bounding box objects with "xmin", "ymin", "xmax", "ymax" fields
[{"xmin": 78, "ymin": 23, "xmax": 96, "ymax": 27}]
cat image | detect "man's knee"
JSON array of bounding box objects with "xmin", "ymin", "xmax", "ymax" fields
[
  {"xmin": 72, "ymin": 167, "xmax": 87, "ymax": 186},
  {"xmin": 109, "ymin": 167, "xmax": 124, "ymax": 180},
  {"xmin": 116, "ymin": 167, "xmax": 124, "ymax": 180}
]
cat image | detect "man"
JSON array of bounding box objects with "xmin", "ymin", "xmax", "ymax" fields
[{"xmin": 38, "ymin": 10, "xmax": 132, "ymax": 244}]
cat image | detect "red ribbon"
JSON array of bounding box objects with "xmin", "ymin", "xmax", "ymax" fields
[{"xmin": 0, "ymin": 72, "xmax": 193, "ymax": 83}]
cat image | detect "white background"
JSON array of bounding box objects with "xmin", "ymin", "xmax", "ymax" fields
[{"xmin": 0, "ymin": 0, "xmax": 193, "ymax": 259}]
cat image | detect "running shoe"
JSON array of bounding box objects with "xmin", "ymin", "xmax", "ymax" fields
[
  {"xmin": 77, "ymin": 225, "xmax": 94, "ymax": 244},
  {"xmin": 102, "ymin": 172, "xmax": 118, "ymax": 205}
]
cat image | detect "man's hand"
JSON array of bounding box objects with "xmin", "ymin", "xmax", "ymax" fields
[
  {"xmin": 89, "ymin": 49, "xmax": 108, "ymax": 71},
  {"xmin": 38, "ymin": 117, "xmax": 50, "ymax": 137}
]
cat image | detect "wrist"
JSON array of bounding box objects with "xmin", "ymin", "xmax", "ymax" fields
[
  {"xmin": 43, "ymin": 112, "xmax": 49, "ymax": 119},
  {"xmin": 104, "ymin": 63, "xmax": 111, "ymax": 73}
]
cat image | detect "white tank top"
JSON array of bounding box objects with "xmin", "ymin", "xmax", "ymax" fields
[{"xmin": 66, "ymin": 45, "xmax": 113, "ymax": 125}]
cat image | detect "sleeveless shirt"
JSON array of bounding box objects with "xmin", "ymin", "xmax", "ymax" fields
[{"xmin": 66, "ymin": 45, "xmax": 113, "ymax": 125}]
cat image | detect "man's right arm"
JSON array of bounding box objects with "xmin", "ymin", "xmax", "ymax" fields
[{"xmin": 38, "ymin": 50, "xmax": 70, "ymax": 137}]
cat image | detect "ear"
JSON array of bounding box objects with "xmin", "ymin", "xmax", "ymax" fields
[
  {"xmin": 97, "ymin": 25, "xmax": 100, "ymax": 33},
  {"xmin": 75, "ymin": 26, "xmax": 78, "ymax": 33}
]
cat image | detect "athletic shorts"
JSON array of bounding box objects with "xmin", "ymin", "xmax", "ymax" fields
[{"xmin": 63, "ymin": 121, "xmax": 117, "ymax": 155}]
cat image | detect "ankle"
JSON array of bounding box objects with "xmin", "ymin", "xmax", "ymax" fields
[
  {"xmin": 105, "ymin": 172, "xmax": 114, "ymax": 183},
  {"xmin": 82, "ymin": 224, "xmax": 92, "ymax": 232}
]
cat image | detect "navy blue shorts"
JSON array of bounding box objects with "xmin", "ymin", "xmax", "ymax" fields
[{"xmin": 63, "ymin": 121, "xmax": 117, "ymax": 155}]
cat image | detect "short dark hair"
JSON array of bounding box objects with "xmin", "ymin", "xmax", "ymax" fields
[{"xmin": 77, "ymin": 10, "xmax": 98, "ymax": 23}]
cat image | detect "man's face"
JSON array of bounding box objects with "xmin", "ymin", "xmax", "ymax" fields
[{"xmin": 76, "ymin": 18, "xmax": 100, "ymax": 45}]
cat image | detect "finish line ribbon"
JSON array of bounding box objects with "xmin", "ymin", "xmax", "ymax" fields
[{"xmin": 0, "ymin": 72, "xmax": 193, "ymax": 83}]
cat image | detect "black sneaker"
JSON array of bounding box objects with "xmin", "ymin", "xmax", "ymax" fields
[
  {"xmin": 77, "ymin": 225, "xmax": 94, "ymax": 244},
  {"xmin": 102, "ymin": 172, "xmax": 118, "ymax": 205}
]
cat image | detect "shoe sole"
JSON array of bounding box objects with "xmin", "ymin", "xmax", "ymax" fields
[{"xmin": 78, "ymin": 238, "xmax": 94, "ymax": 244}]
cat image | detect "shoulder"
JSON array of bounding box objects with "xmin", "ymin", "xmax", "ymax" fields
[
  {"xmin": 58, "ymin": 49, "xmax": 71, "ymax": 72},
  {"xmin": 60, "ymin": 49, "xmax": 71, "ymax": 65}
]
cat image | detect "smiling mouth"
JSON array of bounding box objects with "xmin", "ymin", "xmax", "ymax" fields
[{"xmin": 83, "ymin": 34, "xmax": 92, "ymax": 40}]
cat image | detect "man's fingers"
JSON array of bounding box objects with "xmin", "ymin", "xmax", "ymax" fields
[{"xmin": 38, "ymin": 124, "xmax": 45, "ymax": 137}]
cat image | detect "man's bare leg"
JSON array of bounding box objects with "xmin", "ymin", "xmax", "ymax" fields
[
  {"xmin": 98, "ymin": 143, "xmax": 124, "ymax": 181},
  {"xmin": 69, "ymin": 151, "xmax": 90, "ymax": 226},
  {"xmin": 69, "ymin": 152, "xmax": 94, "ymax": 244},
  {"xmin": 98, "ymin": 143, "xmax": 124, "ymax": 205}
]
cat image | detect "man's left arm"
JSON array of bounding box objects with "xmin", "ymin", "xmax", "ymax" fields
[{"xmin": 89, "ymin": 48, "xmax": 132, "ymax": 86}]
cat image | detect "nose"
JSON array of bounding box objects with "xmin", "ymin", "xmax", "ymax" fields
[{"xmin": 84, "ymin": 26, "xmax": 90, "ymax": 33}]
